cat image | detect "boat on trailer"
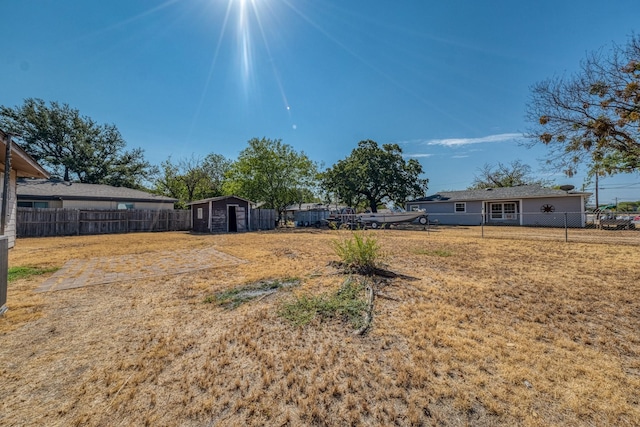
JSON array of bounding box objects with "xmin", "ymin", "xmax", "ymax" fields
[{"xmin": 358, "ymin": 209, "xmax": 427, "ymax": 229}]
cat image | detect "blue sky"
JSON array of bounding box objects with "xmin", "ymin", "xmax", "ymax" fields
[{"xmin": 2, "ymin": 0, "xmax": 639, "ymax": 203}]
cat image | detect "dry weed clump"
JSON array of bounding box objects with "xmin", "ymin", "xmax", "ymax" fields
[{"xmin": 0, "ymin": 229, "xmax": 639, "ymax": 426}]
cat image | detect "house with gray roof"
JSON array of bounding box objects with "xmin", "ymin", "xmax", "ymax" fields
[
  {"xmin": 17, "ymin": 179, "xmax": 177, "ymax": 210},
  {"xmin": 406, "ymin": 185, "xmax": 591, "ymax": 227}
]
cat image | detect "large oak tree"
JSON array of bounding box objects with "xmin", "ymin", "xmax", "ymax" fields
[
  {"xmin": 321, "ymin": 140, "xmax": 428, "ymax": 212},
  {"xmin": 0, "ymin": 98, "xmax": 154, "ymax": 188}
]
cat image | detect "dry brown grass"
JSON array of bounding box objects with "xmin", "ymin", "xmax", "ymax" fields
[{"xmin": 1, "ymin": 229, "xmax": 639, "ymax": 426}]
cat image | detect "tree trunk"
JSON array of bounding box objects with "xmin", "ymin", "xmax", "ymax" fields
[{"xmin": 369, "ymin": 199, "xmax": 378, "ymax": 213}]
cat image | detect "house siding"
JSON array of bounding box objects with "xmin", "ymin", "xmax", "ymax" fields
[
  {"xmin": 407, "ymin": 201, "xmax": 483, "ymax": 226},
  {"xmin": 62, "ymin": 199, "xmax": 174, "ymax": 210},
  {"xmin": 521, "ymin": 196, "xmax": 585, "ymax": 227},
  {"xmin": 191, "ymin": 202, "xmax": 210, "ymax": 233},
  {"xmin": 408, "ymin": 193, "xmax": 586, "ymax": 227},
  {"xmin": 0, "ymin": 170, "xmax": 18, "ymax": 248}
]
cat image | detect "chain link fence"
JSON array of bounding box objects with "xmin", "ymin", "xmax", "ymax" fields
[{"xmin": 393, "ymin": 211, "xmax": 640, "ymax": 245}]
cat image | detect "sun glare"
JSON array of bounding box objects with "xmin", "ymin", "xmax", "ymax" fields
[{"xmin": 227, "ymin": 0, "xmax": 291, "ymax": 112}]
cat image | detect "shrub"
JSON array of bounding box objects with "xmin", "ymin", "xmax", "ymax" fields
[{"xmin": 330, "ymin": 230, "xmax": 381, "ymax": 275}]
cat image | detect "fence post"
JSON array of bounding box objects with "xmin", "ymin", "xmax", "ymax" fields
[
  {"xmin": 481, "ymin": 209, "xmax": 485, "ymax": 238},
  {"xmin": 564, "ymin": 212, "xmax": 568, "ymax": 242}
]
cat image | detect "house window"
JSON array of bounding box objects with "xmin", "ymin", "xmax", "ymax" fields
[
  {"xmin": 117, "ymin": 203, "xmax": 134, "ymax": 210},
  {"xmin": 455, "ymin": 202, "xmax": 466, "ymax": 213},
  {"xmin": 197, "ymin": 208, "xmax": 203, "ymax": 219},
  {"xmin": 504, "ymin": 203, "xmax": 517, "ymax": 219},
  {"xmin": 17, "ymin": 201, "xmax": 49, "ymax": 208},
  {"xmin": 490, "ymin": 202, "xmax": 518, "ymax": 220}
]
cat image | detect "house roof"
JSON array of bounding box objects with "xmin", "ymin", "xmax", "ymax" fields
[
  {"xmin": 187, "ymin": 195, "xmax": 254, "ymax": 206},
  {"xmin": 408, "ymin": 185, "xmax": 591, "ymax": 203},
  {"xmin": 0, "ymin": 131, "xmax": 50, "ymax": 179},
  {"xmin": 17, "ymin": 179, "xmax": 177, "ymax": 203}
]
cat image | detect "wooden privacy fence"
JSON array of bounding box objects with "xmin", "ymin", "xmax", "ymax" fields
[
  {"xmin": 250, "ymin": 208, "xmax": 277, "ymax": 230},
  {"xmin": 17, "ymin": 208, "xmax": 192, "ymax": 237}
]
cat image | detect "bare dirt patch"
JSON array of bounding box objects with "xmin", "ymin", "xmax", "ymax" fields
[
  {"xmin": 1, "ymin": 229, "xmax": 639, "ymax": 426},
  {"xmin": 37, "ymin": 246, "xmax": 245, "ymax": 292}
]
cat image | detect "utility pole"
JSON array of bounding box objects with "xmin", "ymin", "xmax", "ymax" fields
[{"xmin": 594, "ymin": 173, "xmax": 599, "ymax": 208}]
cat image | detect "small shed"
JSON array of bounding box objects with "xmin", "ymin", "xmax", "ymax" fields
[{"xmin": 188, "ymin": 196, "xmax": 253, "ymax": 233}]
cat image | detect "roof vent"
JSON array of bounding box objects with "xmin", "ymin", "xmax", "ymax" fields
[{"xmin": 559, "ymin": 184, "xmax": 575, "ymax": 192}]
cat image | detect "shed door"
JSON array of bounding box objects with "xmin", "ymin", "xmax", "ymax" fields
[
  {"xmin": 228, "ymin": 206, "xmax": 237, "ymax": 232},
  {"xmin": 236, "ymin": 207, "xmax": 246, "ymax": 232}
]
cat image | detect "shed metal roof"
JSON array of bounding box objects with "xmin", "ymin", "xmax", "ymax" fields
[{"xmin": 187, "ymin": 195, "xmax": 254, "ymax": 206}]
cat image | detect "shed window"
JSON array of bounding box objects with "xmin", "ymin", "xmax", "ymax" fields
[
  {"xmin": 197, "ymin": 208, "xmax": 203, "ymax": 219},
  {"xmin": 455, "ymin": 202, "xmax": 466, "ymax": 213}
]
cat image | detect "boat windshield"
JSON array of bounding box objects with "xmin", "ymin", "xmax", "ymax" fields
[{"xmin": 388, "ymin": 206, "xmax": 406, "ymax": 213}]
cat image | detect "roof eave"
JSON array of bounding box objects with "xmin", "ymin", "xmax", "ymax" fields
[
  {"xmin": 0, "ymin": 133, "xmax": 50, "ymax": 179},
  {"xmin": 187, "ymin": 195, "xmax": 255, "ymax": 206}
]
